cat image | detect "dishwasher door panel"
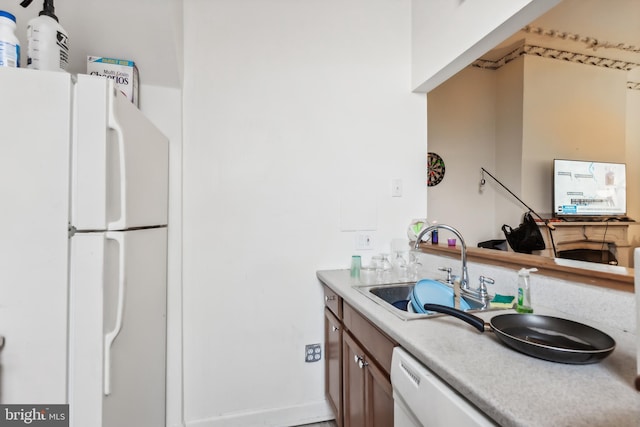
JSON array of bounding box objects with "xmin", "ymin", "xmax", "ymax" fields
[{"xmin": 391, "ymin": 347, "xmax": 496, "ymax": 427}]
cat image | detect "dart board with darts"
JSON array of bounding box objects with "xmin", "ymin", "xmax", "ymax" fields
[{"xmin": 427, "ymin": 152, "xmax": 445, "ymax": 187}]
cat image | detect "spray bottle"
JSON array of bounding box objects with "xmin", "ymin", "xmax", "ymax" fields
[
  {"xmin": 516, "ymin": 268, "xmax": 537, "ymax": 313},
  {"xmin": 21, "ymin": 0, "xmax": 69, "ymax": 71}
]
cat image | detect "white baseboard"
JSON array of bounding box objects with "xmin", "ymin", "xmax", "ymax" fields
[{"xmin": 185, "ymin": 399, "xmax": 333, "ymax": 427}]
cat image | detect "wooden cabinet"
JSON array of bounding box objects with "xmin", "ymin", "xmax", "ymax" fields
[
  {"xmin": 325, "ymin": 307, "xmax": 343, "ymax": 427},
  {"xmin": 342, "ymin": 332, "xmax": 393, "ymax": 427},
  {"xmin": 322, "ymin": 284, "xmax": 395, "ymax": 427},
  {"xmin": 365, "ymin": 360, "xmax": 393, "ymax": 427},
  {"xmin": 343, "ymin": 332, "xmax": 366, "ymax": 426},
  {"xmin": 342, "ymin": 303, "xmax": 394, "ymax": 427},
  {"xmin": 324, "ymin": 286, "xmax": 343, "ymax": 427}
]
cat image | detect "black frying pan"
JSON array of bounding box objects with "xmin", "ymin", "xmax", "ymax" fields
[{"xmin": 423, "ymin": 304, "xmax": 616, "ymax": 364}]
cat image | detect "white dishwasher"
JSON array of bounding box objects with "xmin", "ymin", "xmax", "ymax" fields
[{"xmin": 391, "ymin": 347, "xmax": 497, "ymax": 427}]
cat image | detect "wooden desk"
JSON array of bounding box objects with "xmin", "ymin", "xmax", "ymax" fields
[{"xmin": 536, "ymin": 221, "xmax": 640, "ymax": 267}]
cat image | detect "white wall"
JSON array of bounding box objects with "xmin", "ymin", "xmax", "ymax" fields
[
  {"xmin": 427, "ymin": 67, "xmax": 499, "ymax": 245},
  {"xmin": 521, "ymin": 54, "xmax": 628, "ymax": 215},
  {"xmin": 626, "ymin": 82, "xmax": 640, "ymax": 246},
  {"xmin": 181, "ymin": 0, "xmax": 426, "ymax": 425},
  {"xmin": 137, "ymin": 84, "xmax": 184, "ymax": 427},
  {"xmin": 494, "ymin": 57, "xmax": 526, "ymax": 230}
]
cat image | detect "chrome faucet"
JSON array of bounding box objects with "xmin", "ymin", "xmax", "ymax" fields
[{"xmin": 414, "ymin": 224, "xmax": 470, "ymax": 291}]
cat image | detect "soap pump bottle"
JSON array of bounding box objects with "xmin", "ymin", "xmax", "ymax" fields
[{"xmin": 516, "ymin": 268, "xmax": 537, "ymax": 313}]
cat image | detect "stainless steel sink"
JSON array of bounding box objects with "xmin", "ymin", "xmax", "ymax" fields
[{"xmin": 354, "ymin": 281, "xmax": 508, "ymax": 321}]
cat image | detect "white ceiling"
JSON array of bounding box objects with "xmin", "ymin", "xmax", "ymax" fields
[
  {"xmin": 7, "ymin": 0, "xmax": 183, "ymax": 88},
  {"xmin": 5, "ymin": 0, "xmax": 637, "ymax": 90}
]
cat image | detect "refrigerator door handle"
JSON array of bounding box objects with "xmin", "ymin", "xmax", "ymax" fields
[
  {"xmin": 106, "ymin": 89, "xmax": 128, "ymax": 230},
  {"xmin": 104, "ymin": 231, "xmax": 126, "ymax": 396}
]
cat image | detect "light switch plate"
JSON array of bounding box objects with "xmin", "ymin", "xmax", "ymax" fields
[{"xmin": 392, "ymin": 179, "xmax": 402, "ymax": 197}]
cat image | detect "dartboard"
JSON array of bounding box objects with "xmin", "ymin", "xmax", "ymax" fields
[{"xmin": 427, "ymin": 152, "xmax": 445, "ymax": 187}]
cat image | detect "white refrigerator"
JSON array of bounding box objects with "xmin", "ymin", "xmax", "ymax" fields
[{"xmin": 0, "ymin": 67, "xmax": 168, "ymax": 427}]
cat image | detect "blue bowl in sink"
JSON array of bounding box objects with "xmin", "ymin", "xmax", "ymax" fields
[{"xmin": 410, "ymin": 279, "xmax": 471, "ymax": 313}]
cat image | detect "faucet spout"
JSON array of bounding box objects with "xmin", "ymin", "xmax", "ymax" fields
[{"xmin": 414, "ymin": 224, "xmax": 469, "ymax": 291}]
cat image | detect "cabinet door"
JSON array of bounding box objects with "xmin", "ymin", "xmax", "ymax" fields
[
  {"xmin": 365, "ymin": 357, "xmax": 394, "ymax": 427},
  {"xmin": 343, "ymin": 332, "xmax": 366, "ymax": 427},
  {"xmin": 325, "ymin": 308, "xmax": 343, "ymax": 427},
  {"xmin": 343, "ymin": 331, "xmax": 393, "ymax": 427}
]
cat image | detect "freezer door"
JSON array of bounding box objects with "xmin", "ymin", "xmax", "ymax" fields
[
  {"xmin": 0, "ymin": 67, "xmax": 71, "ymax": 404},
  {"xmin": 71, "ymin": 74, "xmax": 169, "ymax": 231},
  {"xmin": 69, "ymin": 228, "xmax": 167, "ymax": 427}
]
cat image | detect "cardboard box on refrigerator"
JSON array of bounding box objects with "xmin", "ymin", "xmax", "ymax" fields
[{"xmin": 87, "ymin": 56, "xmax": 139, "ymax": 106}]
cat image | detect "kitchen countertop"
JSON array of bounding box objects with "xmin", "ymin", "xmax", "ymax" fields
[{"xmin": 317, "ymin": 269, "xmax": 640, "ymax": 427}]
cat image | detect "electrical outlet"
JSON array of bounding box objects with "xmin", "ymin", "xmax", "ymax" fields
[
  {"xmin": 305, "ymin": 344, "xmax": 322, "ymax": 363},
  {"xmin": 355, "ymin": 233, "xmax": 374, "ymax": 250}
]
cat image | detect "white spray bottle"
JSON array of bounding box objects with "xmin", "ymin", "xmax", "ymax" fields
[
  {"xmin": 21, "ymin": 0, "xmax": 69, "ymax": 71},
  {"xmin": 516, "ymin": 268, "xmax": 537, "ymax": 313}
]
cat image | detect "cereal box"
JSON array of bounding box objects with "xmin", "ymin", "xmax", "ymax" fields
[{"xmin": 87, "ymin": 56, "xmax": 139, "ymax": 106}]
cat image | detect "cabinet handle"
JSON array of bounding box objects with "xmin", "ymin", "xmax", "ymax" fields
[
  {"xmin": 358, "ymin": 358, "xmax": 369, "ymax": 369},
  {"xmin": 325, "ymin": 295, "xmax": 336, "ymax": 302},
  {"xmin": 332, "ymin": 325, "xmax": 339, "ymax": 332},
  {"xmin": 354, "ymin": 354, "xmax": 368, "ymax": 369}
]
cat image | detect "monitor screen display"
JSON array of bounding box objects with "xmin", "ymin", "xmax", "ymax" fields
[{"xmin": 553, "ymin": 159, "xmax": 626, "ymax": 218}]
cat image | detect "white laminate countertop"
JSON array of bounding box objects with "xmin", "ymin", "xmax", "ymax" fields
[{"xmin": 317, "ymin": 269, "xmax": 640, "ymax": 427}]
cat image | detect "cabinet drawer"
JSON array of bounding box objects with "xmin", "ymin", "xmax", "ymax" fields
[
  {"xmin": 343, "ymin": 302, "xmax": 396, "ymax": 375},
  {"xmin": 324, "ymin": 285, "xmax": 342, "ymax": 318}
]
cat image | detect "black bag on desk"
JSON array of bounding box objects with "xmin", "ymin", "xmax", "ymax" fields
[{"xmin": 501, "ymin": 211, "xmax": 545, "ymax": 254}]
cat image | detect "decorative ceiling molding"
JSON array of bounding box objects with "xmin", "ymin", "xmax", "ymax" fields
[
  {"xmin": 524, "ymin": 45, "xmax": 638, "ymax": 70},
  {"xmin": 472, "ymin": 25, "xmax": 640, "ymax": 89},
  {"xmin": 523, "ymin": 25, "xmax": 640, "ymax": 55},
  {"xmin": 472, "ymin": 44, "xmax": 639, "ymax": 71},
  {"xmin": 472, "ymin": 45, "xmax": 525, "ymax": 70},
  {"xmin": 472, "ymin": 43, "xmax": 640, "ymax": 90}
]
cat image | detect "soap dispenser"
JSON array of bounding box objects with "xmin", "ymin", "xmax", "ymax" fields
[{"xmin": 516, "ymin": 268, "xmax": 537, "ymax": 313}]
